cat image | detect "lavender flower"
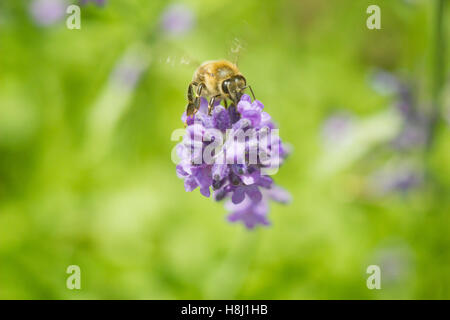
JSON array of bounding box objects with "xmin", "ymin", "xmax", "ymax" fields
[
  {"xmin": 30, "ymin": 0, "xmax": 66, "ymax": 26},
  {"xmin": 160, "ymin": 4, "xmax": 195, "ymax": 37},
  {"xmin": 175, "ymin": 95, "xmax": 291, "ymax": 229}
]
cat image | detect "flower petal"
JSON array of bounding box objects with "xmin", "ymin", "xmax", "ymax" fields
[
  {"xmin": 242, "ymin": 109, "xmax": 261, "ymax": 127},
  {"xmin": 176, "ymin": 164, "xmax": 188, "ymax": 178},
  {"xmin": 245, "ymin": 185, "xmax": 262, "ymax": 203},
  {"xmin": 253, "ymin": 100, "xmax": 264, "ymax": 111},
  {"xmin": 231, "ymin": 187, "xmax": 245, "ymax": 204},
  {"xmin": 200, "ymin": 186, "xmax": 211, "ymax": 197},
  {"xmin": 269, "ymin": 185, "xmax": 292, "ymax": 203},
  {"xmin": 184, "ymin": 176, "xmax": 198, "ymax": 192},
  {"xmin": 213, "ymin": 105, "xmax": 231, "ymax": 130}
]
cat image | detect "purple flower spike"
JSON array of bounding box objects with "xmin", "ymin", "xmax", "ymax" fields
[{"xmin": 175, "ymin": 95, "xmax": 291, "ymax": 229}]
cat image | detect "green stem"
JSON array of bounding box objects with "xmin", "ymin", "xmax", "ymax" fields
[{"xmin": 427, "ymin": 0, "xmax": 446, "ymax": 149}]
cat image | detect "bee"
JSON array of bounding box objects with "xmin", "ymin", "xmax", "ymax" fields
[{"xmin": 185, "ymin": 59, "xmax": 255, "ymax": 118}]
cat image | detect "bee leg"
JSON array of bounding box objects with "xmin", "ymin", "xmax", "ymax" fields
[
  {"xmin": 185, "ymin": 82, "xmax": 201, "ymax": 126},
  {"xmin": 223, "ymin": 99, "xmax": 228, "ymax": 109},
  {"xmin": 208, "ymin": 97, "xmax": 215, "ymax": 115},
  {"xmin": 186, "ymin": 100, "xmax": 197, "ymax": 116},
  {"xmin": 187, "ymin": 81, "xmax": 198, "ymax": 102},
  {"xmin": 208, "ymin": 95, "xmax": 220, "ymax": 115},
  {"xmin": 196, "ymin": 83, "xmax": 205, "ymax": 97},
  {"xmin": 185, "ymin": 97, "xmax": 201, "ymax": 127},
  {"xmin": 186, "ymin": 82, "xmax": 204, "ymax": 115}
]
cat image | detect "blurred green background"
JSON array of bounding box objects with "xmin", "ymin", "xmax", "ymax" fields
[{"xmin": 0, "ymin": 0, "xmax": 449, "ymax": 299}]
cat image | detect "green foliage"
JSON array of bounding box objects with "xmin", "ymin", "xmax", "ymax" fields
[{"xmin": 0, "ymin": 0, "xmax": 449, "ymax": 299}]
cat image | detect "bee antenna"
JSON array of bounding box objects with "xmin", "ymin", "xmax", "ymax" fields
[
  {"xmin": 229, "ymin": 37, "xmax": 245, "ymax": 67},
  {"xmin": 247, "ymin": 85, "xmax": 256, "ymax": 100}
]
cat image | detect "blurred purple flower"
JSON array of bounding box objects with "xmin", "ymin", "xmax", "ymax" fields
[
  {"xmin": 30, "ymin": 0, "xmax": 66, "ymax": 26},
  {"xmin": 369, "ymin": 71, "xmax": 430, "ymax": 151},
  {"xmin": 79, "ymin": 0, "xmax": 105, "ymax": 6},
  {"xmin": 369, "ymin": 69, "xmax": 400, "ymax": 96},
  {"xmin": 394, "ymin": 85, "xmax": 416, "ymax": 119},
  {"xmin": 321, "ymin": 112, "xmax": 355, "ymax": 146},
  {"xmin": 371, "ymin": 242, "xmax": 415, "ymax": 285},
  {"xmin": 110, "ymin": 61, "xmax": 145, "ymax": 89},
  {"xmin": 176, "ymin": 95, "xmax": 291, "ymax": 229},
  {"xmin": 390, "ymin": 85, "xmax": 430, "ymax": 151},
  {"xmin": 369, "ymin": 70, "xmax": 433, "ymax": 151},
  {"xmin": 392, "ymin": 120, "xmax": 429, "ymax": 150},
  {"xmin": 160, "ymin": 4, "xmax": 195, "ymax": 37},
  {"xmin": 370, "ymin": 166, "xmax": 422, "ymax": 195}
]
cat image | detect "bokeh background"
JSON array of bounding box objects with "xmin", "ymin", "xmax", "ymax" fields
[{"xmin": 1, "ymin": 0, "xmax": 449, "ymax": 299}]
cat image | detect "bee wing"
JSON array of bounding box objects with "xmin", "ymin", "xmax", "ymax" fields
[
  {"xmin": 227, "ymin": 36, "xmax": 248, "ymax": 67},
  {"xmin": 155, "ymin": 42, "xmax": 200, "ymax": 68}
]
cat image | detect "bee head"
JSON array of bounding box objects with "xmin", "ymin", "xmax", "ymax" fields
[{"xmin": 222, "ymin": 75, "xmax": 247, "ymax": 104}]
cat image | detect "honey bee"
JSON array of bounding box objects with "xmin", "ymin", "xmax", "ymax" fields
[{"xmin": 185, "ymin": 59, "xmax": 255, "ymax": 118}]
